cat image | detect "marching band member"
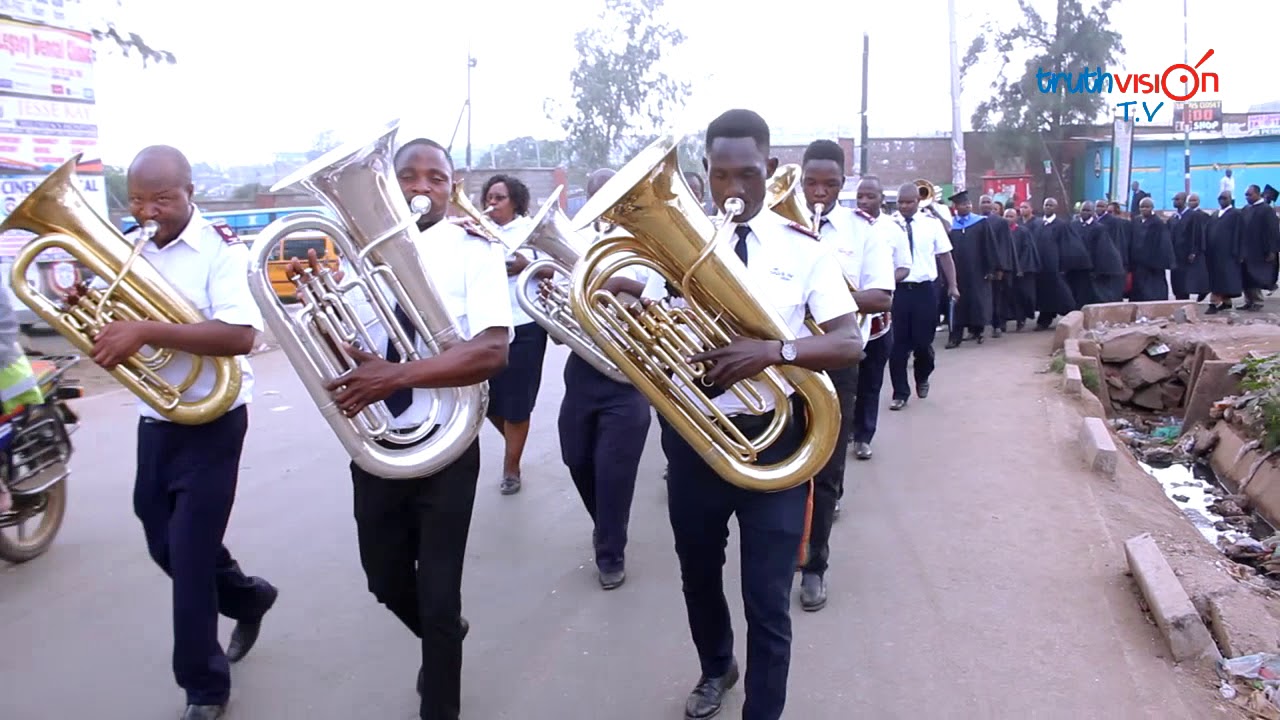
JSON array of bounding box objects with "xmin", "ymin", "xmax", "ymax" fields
[
  {"xmin": 642, "ymin": 109, "xmax": 862, "ymax": 720},
  {"xmin": 848, "ymin": 176, "xmax": 911, "ymax": 460},
  {"xmin": 68, "ymin": 145, "xmax": 278, "ymax": 720},
  {"xmin": 291, "ymin": 137, "xmax": 513, "ymax": 720},
  {"xmin": 795, "ymin": 139, "xmax": 894, "ymax": 611},
  {"xmin": 889, "ymin": 183, "xmax": 957, "ymax": 408},
  {"xmin": 482, "ymin": 174, "xmax": 548, "ymax": 496},
  {"xmin": 558, "ymin": 167, "xmax": 652, "ymax": 590}
]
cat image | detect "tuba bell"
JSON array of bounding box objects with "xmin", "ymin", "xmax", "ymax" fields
[
  {"xmin": 568, "ymin": 134, "xmax": 841, "ymax": 493},
  {"xmin": 765, "ymin": 163, "xmax": 815, "ymax": 232},
  {"xmin": 246, "ymin": 120, "xmax": 488, "ymax": 480},
  {"xmin": 0, "ymin": 154, "xmax": 242, "ymax": 424},
  {"xmin": 513, "ymin": 189, "xmax": 631, "ymax": 384}
]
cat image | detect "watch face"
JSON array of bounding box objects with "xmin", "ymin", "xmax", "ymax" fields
[{"xmin": 782, "ymin": 342, "xmax": 797, "ymax": 361}]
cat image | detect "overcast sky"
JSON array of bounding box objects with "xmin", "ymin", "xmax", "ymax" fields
[{"xmin": 89, "ymin": 0, "xmax": 1265, "ymax": 166}]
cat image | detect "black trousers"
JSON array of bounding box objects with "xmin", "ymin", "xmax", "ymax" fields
[
  {"xmin": 889, "ymin": 280, "xmax": 938, "ymax": 400},
  {"xmin": 803, "ymin": 365, "xmax": 858, "ymax": 577},
  {"xmin": 351, "ymin": 438, "xmax": 481, "ymax": 720},
  {"xmin": 852, "ymin": 329, "xmax": 892, "ymax": 444},
  {"xmin": 558, "ymin": 353, "xmax": 651, "ymax": 573},
  {"xmin": 133, "ymin": 405, "xmax": 273, "ymax": 707},
  {"xmin": 661, "ymin": 396, "xmax": 810, "ymax": 720}
]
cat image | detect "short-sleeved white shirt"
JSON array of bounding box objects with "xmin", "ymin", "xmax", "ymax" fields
[
  {"xmin": 496, "ymin": 215, "xmax": 540, "ymax": 326},
  {"xmin": 642, "ymin": 209, "xmax": 856, "ymax": 416},
  {"xmin": 817, "ymin": 205, "xmax": 896, "ymax": 293},
  {"xmin": 340, "ymin": 220, "xmax": 514, "ymax": 430},
  {"xmin": 891, "ymin": 211, "xmax": 954, "ymax": 283},
  {"xmin": 114, "ymin": 208, "xmax": 264, "ymax": 421}
]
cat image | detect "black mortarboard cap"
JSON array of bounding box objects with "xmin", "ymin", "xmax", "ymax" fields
[
  {"xmin": 1265, "ymin": 184, "xmax": 1278, "ymax": 199},
  {"xmin": 947, "ymin": 189, "xmax": 970, "ymax": 204}
]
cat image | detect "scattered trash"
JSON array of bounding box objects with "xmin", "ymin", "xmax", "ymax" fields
[
  {"xmin": 1219, "ymin": 654, "xmax": 1280, "ymax": 716},
  {"xmin": 1146, "ymin": 342, "xmax": 1171, "ymax": 357},
  {"xmin": 1220, "ymin": 652, "xmax": 1280, "ymax": 682},
  {"xmin": 1152, "ymin": 424, "xmax": 1180, "ymax": 441},
  {"xmin": 1221, "ymin": 680, "xmax": 1239, "ymax": 700}
]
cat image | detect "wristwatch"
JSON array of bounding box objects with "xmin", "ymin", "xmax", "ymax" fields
[{"xmin": 779, "ymin": 340, "xmax": 798, "ymax": 364}]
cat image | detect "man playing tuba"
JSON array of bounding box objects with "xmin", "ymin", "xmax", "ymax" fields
[
  {"xmin": 640, "ymin": 110, "xmax": 863, "ymax": 720},
  {"xmin": 289, "ymin": 137, "xmax": 513, "ymax": 720}
]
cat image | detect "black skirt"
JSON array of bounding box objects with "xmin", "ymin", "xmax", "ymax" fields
[{"xmin": 486, "ymin": 322, "xmax": 549, "ymax": 423}]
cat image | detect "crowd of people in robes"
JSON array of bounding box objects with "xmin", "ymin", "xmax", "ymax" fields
[{"xmin": 931, "ymin": 183, "xmax": 1280, "ymax": 340}]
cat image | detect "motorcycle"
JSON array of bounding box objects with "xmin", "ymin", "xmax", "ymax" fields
[{"xmin": 0, "ymin": 353, "xmax": 83, "ymax": 564}]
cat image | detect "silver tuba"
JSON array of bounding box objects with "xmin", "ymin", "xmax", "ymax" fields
[
  {"xmin": 247, "ymin": 120, "xmax": 488, "ymax": 479},
  {"xmin": 514, "ymin": 189, "xmax": 631, "ymax": 384}
]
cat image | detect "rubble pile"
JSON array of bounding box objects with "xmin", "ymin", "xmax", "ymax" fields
[{"xmin": 1095, "ymin": 326, "xmax": 1197, "ymax": 413}]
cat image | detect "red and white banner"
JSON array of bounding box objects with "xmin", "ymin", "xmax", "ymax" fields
[
  {"xmin": 0, "ymin": 94, "xmax": 98, "ymax": 171},
  {"xmin": 0, "ymin": 0, "xmax": 92, "ymax": 33},
  {"xmin": 0, "ymin": 17, "xmax": 93, "ymax": 101},
  {"xmin": 0, "ymin": 171, "xmax": 106, "ymax": 260}
]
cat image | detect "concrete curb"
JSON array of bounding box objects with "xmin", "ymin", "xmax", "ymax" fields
[
  {"xmin": 1078, "ymin": 416, "xmax": 1118, "ymax": 478},
  {"xmin": 1123, "ymin": 533, "xmax": 1222, "ymax": 663},
  {"xmin": 1062, "ymin": 364, "xmax": 1083, "ymax": 395},
  {"xmin": 1052, "ymin": 310, "xmax": 1085, "ymax": 352}
]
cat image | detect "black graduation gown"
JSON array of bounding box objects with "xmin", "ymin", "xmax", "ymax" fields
[
  {"xmin": 1241, "ymin": 202, "xmax": 1280, "ymax": 291},
  {"xmin": 1032, "ymin": 217, "xmax": 1076, "ymax": 317},
  {"xmin": 947, "ymin": 214, "xmax": 997, "ymax": 330},
  {"xmin": 1080, "ymin": 218, "xmax": 1126, "ymax": 303},
  {"xmin": 1206, "ymin": 206, "xmax": 1244, "ymax": 297},
  {"xmin": 986, "ymin": 213, "xmax": 1016, "ymax": 324},
  {"xmin": 1169, "ymin": 209, "xmax": 1211, "ymax": 297},
  {"xmin": 1010, "ymin": 223, "xmax": 1040, "ymax": 321},
  {"xmin": 1129, "ymin": 215, "xmax": 1175, "ymax": 301}
]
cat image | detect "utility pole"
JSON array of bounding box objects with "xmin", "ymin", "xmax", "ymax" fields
[
  {"xmin": 1182, "ymin": 0, "xmax": 1191, "ymax": 194},
  {"xmin": 948, "ymin": 0, "xmax": 966, "ymax": 191},
  {"xmin": 859, "ymin": 33, "xmax": 869, "ymax": 176},
  {"xmin": 466, "ymin": 47, "xmax": 477, "ymax": 172}
]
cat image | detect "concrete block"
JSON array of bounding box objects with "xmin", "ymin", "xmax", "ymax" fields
[
  {"xmin": 1064, "ymin": 338, "xmax": 1085, "ymax": 366},
  {"xmin": 1078, "ymin": 338, "xmax": 1101, "ymax": 358},
  {"xmin": 1052, "ymin": 311, "xmax": 1085, "ymax": 352},
  {"xmin": 1133, "ymin": 300, "xmax": 1197, "ymax": 322},
  {"xmin": 1062, "ymin": 364, "xmax": 1083, "ymax": 395},
  {"xmin": 1180, "ymin": 360, "xmax": 1239, "ymax": 434},
  {"xmin": 1083, "ymin": 302, "xmax": 1136, "ymax": 329},
  {"xmin": 1124, "ymin": 533, "xmax": 1221, "ymax": 663},
  {"xmin": 1208, "ymin": 592, "xmax": 1280, "ymax": 658},
  {"xmin": 1078, "ymin": 416, "xmax": 1118, "ymax": 478}
]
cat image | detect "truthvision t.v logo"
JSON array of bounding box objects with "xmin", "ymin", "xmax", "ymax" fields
[{"xmin": 1035, "ymin": 49, "xmax": 1218, "ymax": 123}]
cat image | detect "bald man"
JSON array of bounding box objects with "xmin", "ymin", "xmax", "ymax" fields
[
  {"xmin": 73, "ymin": 145, "xmax": 278, "ymax": 720},
  {"xmin": 557, "ymin": 167, "xmax": 651, "ymax": 589}
]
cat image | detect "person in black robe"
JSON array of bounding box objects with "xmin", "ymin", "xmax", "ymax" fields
[
  {"xmin": 1129, "ymin": 197, "xmax": 1175, "ymax": 301},
  {"xmin": 1074, "ymin": 201, "xmax": 1126, "ymax": 303},
  {"xmin": 1182, "ymin": 193, "xmax": 1213, "ymax": 301},
  {"xmin": 980, "ymin": 194, "xmax": 1016, "ymax": 336},
  {"xmin": 1167, "ymin": 192, "xmax": 1211, "ymax": 300},
  {"xmin": 944, "ymin": 190, "xmax": 997, "ymax": 347},
  {"xmin": 1240, "ymin": 184, "xmax": 1280, "ymax": 311},
  {"xmin": 1031, "ymin": 198, "xmax": 1076, "ymax": 330},
  {"xmin": 1205, "ymin": 190, "xmax": 1244, "ymax": 312},
  {"xmin": 1003, "ymin": 207, "xmax": 1040, "ymax": 329},
  {"xmin": 1066, "ymin": 205, "xmax": 1106, "ymax": 307}
]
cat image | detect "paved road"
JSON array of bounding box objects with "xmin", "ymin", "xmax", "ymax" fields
[{"xmin": 0, "ymin": 334, "xmax": 1228, "ymax": 719}]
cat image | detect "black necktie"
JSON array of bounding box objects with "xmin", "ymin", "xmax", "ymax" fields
[
  {"xmin": 905, "ymin": 216, "xmax": 915, "ymax": 257},
  {"xmin": 734, "ymin": 225, "xmax": 751, "ymax": 266},
  {"xmin": 383, "ymin": 304, "xmax": 416, "ymax": 417}
]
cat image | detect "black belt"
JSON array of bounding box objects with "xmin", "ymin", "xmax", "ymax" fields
[{"xmin": 897, "ymin": 280, "xmax": 934, "ymax": 289}]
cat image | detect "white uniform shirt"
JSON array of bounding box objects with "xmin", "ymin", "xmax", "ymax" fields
[
  {"xmin": 340, "ymin": 220, "xmax": 514, "ymax": 430},
  {"xmin": 110, "ymin": 208, "xmax": 264, "ymax": 421},
  {"xmin": 892, "ymin": 211, "xmax": 954, "ymax": 283},
  {"xmin": 497, "ymin": 215, "xmax": 539, "ymax": 326},
  {"xmin": 850, "ymin": 209, "xmax": 911, "ymax": 274},
  {"xmin": 642, "ymin": 209, "xmax": 856, "ymax": 417},
  {"xmin": 817, "ymin": 204, "xmax": 896, "ymax": 293}
]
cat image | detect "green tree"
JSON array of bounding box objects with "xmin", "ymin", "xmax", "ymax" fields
[
  {"xmin": 476, "ymin": 137, "xmax": 566, "ymax": 168},
  {"xmin": 91, "ymin": 2, "xmax": 177, "ymax": 66},
  {"xmin": 962, "ymin": 0, "xmax": 1124, "ymax": 202},
  {"xmin": 103, "ymin": 165, "xmax": 127, "ymax": 212},
  {"xmin": 551, "ymin": 0, "xmax": 690, "ymax": 173}
]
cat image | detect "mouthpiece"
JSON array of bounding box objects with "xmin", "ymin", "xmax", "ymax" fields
[
  {"xmin": 409, "ymin": 195, "xmax": 432, "ymax": 215},
  {"xmin": 724, "ymin": 197, "xmax": 745, "ymax": 216},
  {"xmin": 139, "ymin": 220, "xmax": 160, "ymax": 242}
]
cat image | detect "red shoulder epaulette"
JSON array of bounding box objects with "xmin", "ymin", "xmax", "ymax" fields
[
  {"xmin": 787, "ymin": 222, "xmax": 820, "ymax": 240},
  {"xmin": 460, "ymin": 220, "xmax": 489, "ymax": 240},
  {"xmin": 211, "ymin": 220, "xmax": 243, "ymax": 245}
]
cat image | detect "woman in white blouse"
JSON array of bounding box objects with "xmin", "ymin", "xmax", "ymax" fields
[{"xmin": 481, "ymin": 174, "xmax": 548, "ymax": 495}]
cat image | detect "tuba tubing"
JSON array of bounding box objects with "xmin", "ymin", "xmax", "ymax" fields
[
  {"xmin": 247, "ymin": 121, "xmax": 487, "ymax": 480},
  {"xmin": 514, "ymin": 191, "xmax": 631, "ymax": 384},
  {"xmin": 568, "ymin": 133, "xmax": 840, "ymax": 493},
  {"xmin": 0, "ymin": 154, "xmax": 242, "ymax": 424}
]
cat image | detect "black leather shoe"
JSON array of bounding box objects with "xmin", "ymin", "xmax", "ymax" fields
[
  {"xmin": 181, "ymin": 704, "xmax": 225, "ymax": 720},
  {"xmin": 853, "ymin": 442, "xmax": 872, "ymax": 460},
  {"xmin": 889, "ymin": 397, "xmax": 907, "ymax": 411},
  {"xmin": 227, "ymin": 582, "xmax": 278, "ymax": 663},
  {"xmin": 917, "ymin": 382, "xmax": 929, "ymax": 399},
  {"xmin": 684, "ymin": 660, "xmax": 740, "ymax": 719},
  {"xmin": 599, "ymin": 569, "xmax": 626, "ymax": 590},
  {"xmin": 799, "ymin": 572, "xmax": 827, "ymax": 612}
]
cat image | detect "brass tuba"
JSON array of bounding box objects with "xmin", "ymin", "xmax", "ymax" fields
[
  {"xmin": 568, "ymin": 134, "xmax": 840, "ymax": 493},
  {"xmin": 447, "ymin": 180, "xmax": 509, "ymax": 244},
  {"xmin": 514, "ymin": 190, "xmax": 631, "ymax": 384},
  {"xmin": 765, "ymin": 163, "xmax": 815, "ymax": 232},
  {"xmin": 246, "ymin": 120, "xmax": 488, "ymax": 479},
  {"xmin": 0, "ymin": 154, "xmax": 242, "ymax": 424}
]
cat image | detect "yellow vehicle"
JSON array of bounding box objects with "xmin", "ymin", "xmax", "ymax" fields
[{"xmin": 262, "ymin": 231, "xmax": 339, "ymax": 302}]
